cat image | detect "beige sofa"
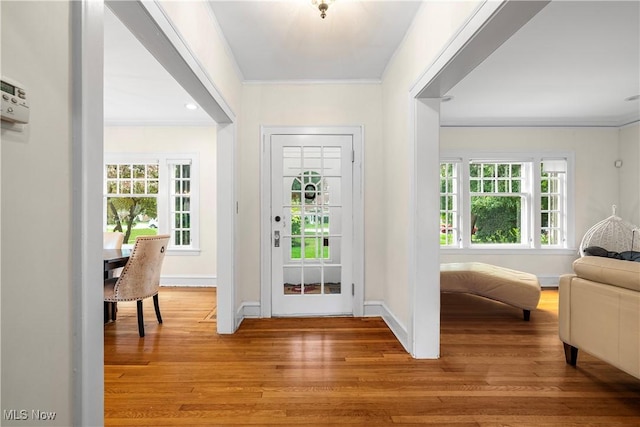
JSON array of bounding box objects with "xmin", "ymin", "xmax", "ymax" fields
[{"xmin": 559, "ymin": 256, "xmax": 640, "ymax": 379}]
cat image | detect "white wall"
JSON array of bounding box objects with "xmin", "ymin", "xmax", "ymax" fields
[
  {"xmin": 158, "ymin": 0, "xmax": 242, "ymax": 114},
  {"xmin": 618, "ymin": 122, "xmax": 640, "ymax": 226},
  {"xmin": 381, "ymin": 1, "xmax": 483, "ymax": 331},
  {"xmin": 439, "ymin": 126, "xmax": 622, "ymax": 280},
  {"xmin": 104, "ymin": 126, "xmax": 217, "ymax": 285},
  {"xmin": 238, "ymin": 83, "xmax": 384, "ymax": 303},
  {"xmin": 1, "ymin": 1, "xmax": 73, "ymax": 424}
]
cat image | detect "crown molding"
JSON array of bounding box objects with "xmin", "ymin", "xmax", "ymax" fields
[
  {"xmin": 440, "ymin": 115, "xmax": 640, "ymax": 128},
  {"xmin": 243, "ymin": 78, "xmax": 382, "ymax": 85}
]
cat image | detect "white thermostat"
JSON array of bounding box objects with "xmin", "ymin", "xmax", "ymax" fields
[{"xmin": 1, "ymin": 77, "xmax": 29, "ymax": 124}]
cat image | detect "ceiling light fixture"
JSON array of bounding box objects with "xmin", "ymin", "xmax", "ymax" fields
[
  {"xmin": 311, "ymin": 0, "xmax": 335, "ymax": 19},
  {"xmin": 624, "ymin": 95, "xmax": 639, "ymax": 102},
  {"xmin": 441, "ymin": 95, "xmax": 454, "ymax": 103},
  {"xmin": 184, "ymin": 103, "xmax": 198, "ymax": 110}
]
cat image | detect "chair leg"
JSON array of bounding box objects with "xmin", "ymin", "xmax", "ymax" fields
[
  {"xmin": 137, "ymin": 300, "xmax": 145, "ymax": 337},
  {"xmin": 104, "ymin": 302, "xmax": 109, "ymax": 324},
  {"xmin": 153, "ymin": 294, "xmax": 163, "ymax": 324},
  {"xmin": 111, "ymin": 302, "xmax": 117, "ymax": 321}
]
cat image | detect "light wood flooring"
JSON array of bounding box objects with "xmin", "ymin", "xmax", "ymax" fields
[{"xmin": 104, "ymin": 288, "xmax": 640, "ymax": 426}]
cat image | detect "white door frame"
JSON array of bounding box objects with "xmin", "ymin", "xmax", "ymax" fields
[
  {"xmin": 104, "ymin": 1, "xmax": 238, "ymax": 334},
  {"xmin": 260, "ymin": 126, "xmax": 364, "ymax": 318},
  {"xmin": 406, "ymin": 0, "xmax": 550, "ymax": 358},
  {"xmin": 74, "ymin": 1, "xmax": 238, "ymax": 424}
]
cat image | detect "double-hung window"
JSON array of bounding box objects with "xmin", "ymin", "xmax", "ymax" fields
[
  {"xmin": 104, "ymin": 153, "xmax": 199, "ymax": 252},
  {"xmin": 440, "ymin": 152, "xmax": 573, "ymax": 250}
]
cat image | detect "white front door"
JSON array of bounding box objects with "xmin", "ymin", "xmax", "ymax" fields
[{"xmin": 270, "ymin": 134, "xmax": 353, "ymax": 316}]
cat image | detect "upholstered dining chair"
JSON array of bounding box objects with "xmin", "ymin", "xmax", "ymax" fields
[
  {"xmin": 103, "ymin": 231, "xmax": 125, "ymax": 249},
  {"xmin": 104, "ymin": 235, "xmax": 170, "ymax": 337}
]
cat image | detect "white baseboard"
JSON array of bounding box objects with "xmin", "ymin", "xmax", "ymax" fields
[
  {"xmin": 364, "ymin": 300, "xmax": 410, "ymax": 354},
  {"xmin": 234, "ymin": 301, "xmax": 261, "ymax": 330},
  {"xmin": 229, "ymin": 299, "xmax": 411, "ymax": 353},
  {"xmin": 240, "ymin": 301, "xmax": 261, "ymax": 318},
  {"xmin": 160, "ymin": 275, "xmax": 216, "ymax": 287},
  {"xmin": 538, "ymin": 275, "xmax": 560, "ymax": 288}
]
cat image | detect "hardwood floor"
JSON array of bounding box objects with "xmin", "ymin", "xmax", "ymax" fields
[{"xmin": 104, "ymin": 288, "xmax": 640, "ymax": 426}]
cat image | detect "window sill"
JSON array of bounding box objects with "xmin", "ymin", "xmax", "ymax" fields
[
  {"xmin": 440, "ymin": 247, "xmax": 578, "ymax": 256},
  {"xmin": 167, "ymin": 248, "xmax": 201, "ymax": 256}
]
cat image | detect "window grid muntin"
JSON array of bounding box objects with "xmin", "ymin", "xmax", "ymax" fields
[
  {"xmin": 104, "ymin": 154, "xmax": 199, "ymax": 252},
  {"xmin": 170, "ymin": 163, "xmax": 192, "ymax": 247},
  {"xmin": 106, "ymin": 162, "xmax": 159, "ymax": 196},
  {"xmin": 440, "ymin": 161, "xmax": 459, "ymax": 246},
  {"xmin": 104, "ymin": 162, "xmax": 160, "ymax": 245},
  {"xmin": 468, "ymin": 161, "xmax": 527, "ymax": 246},
  {"xmin": 282, "ymin": 145, "xmax": 342, "ymax": 295},
  {"xmin": 440, "ymin": 153, "xmax": 570, "ymax": 250},
  {"xmin": 540, "ymin": 160, "xmax": 567, "ymax": 246}
]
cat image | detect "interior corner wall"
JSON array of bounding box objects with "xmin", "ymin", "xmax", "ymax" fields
[
  {"xmin": 1, "ymin": 1, "xmax": 74, "ymax": 425},
  {"xmin": 158, "ymin": 0, "xmax": 242, "ymax": 114},
  {"xmin": 157, "ymin": 0, "xmax": 242, "ymax": 306},
  {"xmin": 380, "ymin": 1, "xmax": 483, "ymax": 333},
  {"xmin": 618, "ymin": 122, "xmax": 640, "ymax": 226},
  {"xmin": 238, "ymin": 83, "xmax": 384, "ymax": 304},
  {"xmin": 439, "ymin": 126, "xmax": 621, "ymax": 278},
  {"xmin": 104, "ymin": 126, "xmax": 218, "ymax": 283}
]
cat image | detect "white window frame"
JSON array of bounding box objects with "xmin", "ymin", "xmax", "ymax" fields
[
  {"xmin": 440, "ymin": 151, "xmax": 575, "ymax": 254},
  {"xmin": 104, "ymin": 152, "xmax": 200, "ymax": 255}
]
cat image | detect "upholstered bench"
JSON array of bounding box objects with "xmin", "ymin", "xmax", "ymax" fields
[{"xmin": 440, "ymin": 262, "xmax": 542, "ymax": 320}]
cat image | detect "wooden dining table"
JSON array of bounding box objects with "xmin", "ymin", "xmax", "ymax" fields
[{"xmin": 103, "ymin": 248, "xmax": 131, "ymax": 279}]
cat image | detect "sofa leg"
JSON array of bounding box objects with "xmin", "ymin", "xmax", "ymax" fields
[
  {"xmin": 523, "ymin": 310, "xmax": 531, "ymax": 321},
  {"xmin": 563, "ymin": 342, "xmax": 578, "ymax": 366}
]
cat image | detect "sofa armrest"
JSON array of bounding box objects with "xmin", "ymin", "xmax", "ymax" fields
[{"xmin": 558, "ymin": 274, "xmax": 575, "ymax": 344}]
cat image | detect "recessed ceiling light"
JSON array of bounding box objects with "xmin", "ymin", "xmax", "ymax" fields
[
  {"xmin": 624, "ymin": 95, "xmax": 640, "ymax": 102},
  {"xmin": 184, "ymin": 103, "xmax": 198, "ymax": 110},
  {"xmin": 441, "ymin": 95, "xmax": 454, "ymax": 103}
]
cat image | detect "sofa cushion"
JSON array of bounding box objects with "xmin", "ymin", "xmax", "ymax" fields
[{"xmin": 573, "ymin": 256, "xmax": 640, "ymax": 292}]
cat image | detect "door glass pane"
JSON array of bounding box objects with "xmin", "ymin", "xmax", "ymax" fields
[
  {"xmin": 326, "ymin": 207, "xmax": 342, "ymax": 234},
  {"xmin": 327, "ymin": 236, "xmax": 341, "ymax": 263},
  {"xmin": 303, "ymin": 147, "xmax": 322, "ymax": 170},
  {"xmin": 322, "ymin": 155, "xmax": 341, "ymax": 177},
  {"xmin": 283, "ymin": 147, "xmax": 301, "ymax": 177},
  {"xmin": 283, "ymin": 266, "xmax": 302, "ymax": 294},
  {"xmin": 290, "ymin": 215, "xmax": 302, "ymax": 237},
  {"xmin": 323, "ymin": 177, "xmax": 341, "ymax": 205},
  {"xmin": 285, "ymin": 178, "xmax": 301, "ymax": 206},
  {"xmin": 303, "ymin": 266, "xmax": 322, "ymax": 294},
  {"xmin": 323, "ymin": 266, "xmax": 341, "ymax": 294},
  {"xmin": 302, "ymin": 237, "xmax": 328, "ymax": 260}
]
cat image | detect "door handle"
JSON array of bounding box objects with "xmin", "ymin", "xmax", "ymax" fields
[{"xmin": 274, "ymin": 230, "xmax": 280, "ymax": 247}]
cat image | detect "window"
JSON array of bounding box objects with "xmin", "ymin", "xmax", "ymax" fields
[
  {"xmin": 105, "ymin": 154, "xmax": 199, "ymax": 252},
  {"xmin": 440, "ymin": 153, "xmax": 572, "ymax": 250},
  {"xmin": 170, "ymin": 162, "xmax": 192, "ymax": 247},
  {"xmin": 439, "ymin": 162, "xmax": 459, "ymax": 245},
  {"xmin": 105, "ymin": 162, "xmax": 159, "ymax": 243}
]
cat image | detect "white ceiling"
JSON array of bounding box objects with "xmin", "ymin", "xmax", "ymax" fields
[
  {"xmin": 207, "ymin": 1, "xmax": 422, "ymax": 81},
  {"xmin": 104, "ymin": 0, "xmax": 640, "ymax": 127},
  {"xmin": 104, "ymin": 6, "xmax": 213, "ymax": 125}
]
